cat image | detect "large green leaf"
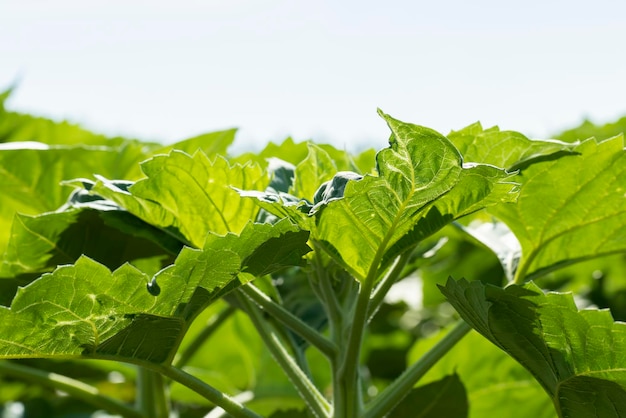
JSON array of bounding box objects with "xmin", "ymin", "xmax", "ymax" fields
[
  {"xmin": 0, "ymin": 207, "xmax": 180, "ymax": 278},
  {"xmin": 534, "ymin": 253, "xmax": 626, "ymax": 321},
  {"xmin": 388, "ymin": 374, "xmax": 468, "ymax": 418},
  {"xmin": 488, "ymin": 135, "xmax": 626, "ymax": 282},
  {"xmin": 408, "ymin": 328, "xmax": 554, "ymax": 418},
  {"xmin": 441, "ymin": 278, "xmax": 626, "ymax": 417},
  {"xmin": 0, "ymin": 221, "xmax": 309, "ymax": 364},
  {"xmin": 151, "ymin": 128, "xmax": 236, "ymax": 158},
  {"xmin": 312, "ymin": 111, "xmax": 518, "ymax": 281},
  {"xmin": 447, "ymin": 122, "xmax": 576, "ymax": 170},
  {"xmin": 0, "ymin": 100, "xmax": 125, "ymax": 146},
  {"xmin": 0, "ymin": 144, "xmax": 150, "ymax": 255},
  {"xmin": 84, "ymin": 151, "xmax": 269, "ymax": 247},
  {"xmin": 0, "ymin": 144, "xmax": 148, "ymax": 209}
]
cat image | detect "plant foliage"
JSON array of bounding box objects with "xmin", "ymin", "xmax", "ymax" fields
[{"xmin": 1, "ymin": 88, "xmax": 625, "ymax": 418}]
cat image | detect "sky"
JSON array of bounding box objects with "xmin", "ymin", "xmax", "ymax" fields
[{"xmin": 2, "ymin": 0, "xmax": 626, "ymax": 154}]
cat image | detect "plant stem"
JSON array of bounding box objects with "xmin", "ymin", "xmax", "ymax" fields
[
  {"xmin": 310, "ymin": 253, "xmax": 348, "ymax": 418},
  {"xmin": 239, "ymin": 284, "xmax": 337, "ymax": 358},
  {"xmin": 155, "ymin": 364, "xmax": 262, "ymax": 418},
  {"xmin": 337, "ymin": 279, "xmax": 372, "ymax": 417},
  {"xmin": 236, "ymin": 292, "xmax": 332, "ymax": 418},
  {"xmin": 174, "ymin": 304, "xmax": 236, "ymax": 368},
  {"xmin": 312, "ymin": 252, "xmax": 343, "ymax": 327},
  {"xmin": 0, "ymin": 360, "xmax": 143, "ymax": 418},
  {"xmin": 364, "ymin": 320, "xmax": 472, "ymax": 418},
  {"xmin": 136, "ymin": 367, "xmax": 169, "ymax": 418},
  {"xmin": 368, "ymin": 251, "xmax": 413, "ymax": 321}
]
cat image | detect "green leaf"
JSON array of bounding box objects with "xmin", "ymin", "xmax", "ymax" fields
[
  {"xmin": 293, "ymin": 143, "xmax": 338, "ymax": 202},
  {"xmin": 388, "ymin": 374, "xmax": 468, "ymax": 418},
  {"xmin": 447, "ymin": 122, "xmax": 576, "ymax": 170},
  {"xmin": 233, "ymin": 137, "xmax": 311, "ymax": 168},
  {"xmin": 408, "ymin": 328, "xmax": 554, "ymax": 418},
  {"xmin": 0, "ymin": 221, "xmax": 310, "ymax": 364},
  {"xmin": 202, "ymin": 219, "xmax": 311, "ymax": 276},
  {"xmin": 555, "ymin": 116, "xmax": 626, "ymax": 143},
  {"xmin": 441, "ymin": 278, "xmax": 626, "ymax": 417},
  {"xmin": 0, "ymin": 144, "xmax": 148, "ymax": 206},
  {"xmin": 0, "ymin": 106, "xmax": 131, "ymax": 146},
  {"xmin": 152, "ymin": 128, "xmax": 236, "ymax": 158},
  {"xmin": 0, "ymin": 144, "xmax": 150, "ymax": 255},
  {"xmin": 313, "ymin": 111, "xmax": 518, "ymax": 281},
  {"xmin": 0, "ymin": 253, "xmax": 238, "ymax": 362},
  {"xmin": 0, "ymin": 207, "xmax": 179, "ymax": 278},
  {"xmin": 488, "ymin": 135, "xmax": 626, "ymax": 282},
  {"xmin": 535, "ymin": 253, "xmax": 626, "ymax": 321},
  {"xmin": 87, "ymin": 151, "xmax": 269, "ymax": 247}
]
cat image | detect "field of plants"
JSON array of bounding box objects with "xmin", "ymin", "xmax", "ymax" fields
[{"xmin": 0, "ymin": 87, "xmax": 625, "ymax": 418}]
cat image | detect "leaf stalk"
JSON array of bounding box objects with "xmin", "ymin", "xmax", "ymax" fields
[
  {"xmin": 0, "ymin": 360, "xmax": 143, "ymax": 418},
  {"xmin": 364, "ymin": 320, "xmax": 471, "ymax": 418},
  {"xmin": 239, "ymin": 283, "xmax": 337, "ymax": 358}
]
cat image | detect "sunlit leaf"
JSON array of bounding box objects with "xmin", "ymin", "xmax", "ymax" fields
[
  {"xmin": 84, "ymin": 151, "xmax": 269, "ymax": 247},
  {"xmin": 448, "ymin": 122, "xmax": 576, "ymax": 170},
  {"xmin": 488, "ymin": 135, "xmax": 626, "ymax": 281},
  {"xmin": 0, "ymin": 207, "xmax": 178, "ymax": 278},
  {"xmin": 313, "ymin": 111, "xmax": 518, "ymax": 281},
  {"xmin": 0, "ymin": 221, "xmax": 309, "ymax": 364},
  {"xmin": 152, "ymin": 128, "xmax": 237, "ymax": 158},
  {"xmin": 293, "ymin": 143, "xmax": 337, "ymax": 202},
  {"xmin": 0, "ymin": 144, "xmax": 149, "ymax": 255},
  {"xmin": 441, "ymin": 278, "xmax": 626, "ymax": 418}
]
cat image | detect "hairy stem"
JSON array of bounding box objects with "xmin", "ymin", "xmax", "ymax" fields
[
  {"xmin": 311, "ymin": 250, "xmax": 343, "ymax": 327},
  {"xmin": 156, "ymin": 364, "xmax": 262, "ymax": 418},
  {"xmin": 236, "ymin": 292, "xmax": 332, "ymax": 418},
  {"xmin": 136, "ymin": 367, "xmax": 169, "ymax": 418},
  {"xmin": 0, "ymin": 360, "xmax": 143, "ymax": 418},
  {"xmin": 335, "ymin": 275, "xmax": 375, "ymax": 418},
  {"xmin": 364, "ymin": 320, "xmax": 472, "ymax": 418},
  {"xmin": 239, "ymin": 284, "xmax": 337, "ymax": 358}
]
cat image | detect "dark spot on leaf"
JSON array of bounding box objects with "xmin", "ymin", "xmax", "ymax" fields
[{"xmin": 147, "ymin": 278, "xmax": 161, "ymax": 296}]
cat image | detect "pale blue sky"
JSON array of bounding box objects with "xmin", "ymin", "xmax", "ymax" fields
[{"xmin": 2, "ymin": 1, "xmax": 626, "ymax": 153}]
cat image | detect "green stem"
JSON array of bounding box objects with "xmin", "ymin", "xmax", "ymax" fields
[
  {"xmin": 337, "ymin": 278, "xmax": 372, "ymax": 417},
  {"xmin": 368, "ymin": 251, "xmax": 413, "ymax": 321},
  {"xmin": 0, "ymin": 360, "xmax": 143, "ymax": 418},
  {"xmin": 136, "ymin": 367, "xmax": 169, "ymax": 418},
  {"xmin": 155, "ymin": 364, "xmax": 262, "ymax": 418},
  {"xmin": 312, "ymin": 252, "xmax": 343, "ymax": 327},
  {"xmin": 364, "ymin": 320, "xmax": 472, "ymax": 418},
  {"xmin": 236, "ymin": 292, "xmax": 332, "ymax": 418},
  {"xmin": 513, "ymin": 253, "xmax": 532, "ymax": 285},
  {"xmin": 310, "ymin": 253, "xmax": 348, "ymax": 418},
  {"xmin": 174, "ymin": 305, "xmax": 236, "ymax": 368},
  {"xmin": 239, "ymin": 284, "xmax": 337, "ymax": 358}
]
